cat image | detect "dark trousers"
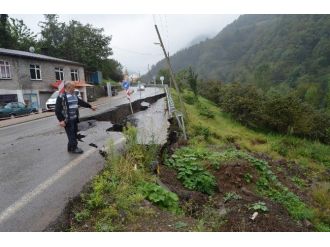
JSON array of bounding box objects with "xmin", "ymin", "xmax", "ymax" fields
[{"xmin": 64, "ymin": 119, "xmax": 78, "ymax": 151}]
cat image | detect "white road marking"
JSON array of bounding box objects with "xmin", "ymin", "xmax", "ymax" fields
[{"xmin": 0, "ymin": 137, "xmax": 125, "ymax": 225}]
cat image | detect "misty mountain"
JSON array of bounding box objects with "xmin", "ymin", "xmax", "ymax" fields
[
  {"xmin": 185, "ymin": 34, "xmax": 210, "ymax": 48},
  {"xmin": 145, "ymin": 15, "xmax": 330, "ymax": 108}
]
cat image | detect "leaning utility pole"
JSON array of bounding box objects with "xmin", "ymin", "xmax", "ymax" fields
[{"xmin": 154, "ymin": 24, "xmax": 186, "ymax": 117}]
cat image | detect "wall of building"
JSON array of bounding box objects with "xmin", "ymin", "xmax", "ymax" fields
[
  {"xmin": 0, "ymin": 55, "xmax": 20, "ymax": 91},
  {"xmin": 0, "ymin": 54, "xmax": 86, "ymax": 109}
]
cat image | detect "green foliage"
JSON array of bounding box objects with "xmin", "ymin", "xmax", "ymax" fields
[
  {"xmin": 1, "ymin": 14, "xmax": 123, "ymax": 81},
  {"xmin": 139, "ymin": 182, "xmax": 181, "ymax": 213},
  {"xmin": 71, "ymin": 125, "xmax": 163, "ymax": 230},
  {"xmin": 311, "ymin": 182, "xmax": 330, "ymax": 229},
  {"xmin": 244, "ymin": 173, "xmax": 253, "ymax": 183},
  {"xmin": 123, "ymin": 124, "xmax": 138, "ymax": 150},
  {"xmin": 0, "ymin": 14, "xmax": 14, "ymax": 48},
  {"xmin": 101, "ymin": 58, "xmax": 123, "ymax": 81},
  {"xmin": 192, "ymin": 125, "xmax": 211, "ymax": 141},
  {"xmin": 217, "ymin": 82, "xmax": 330, "ymax": 144},
  {"xmin": 74, "ymin": 209, "xmax": 91, "ymax": 222},
  {"xmin": 39, "ymin": 15, "xmax": 113, "ymax": 70},
  {"xmin": 194, "ymin": 204, "xmax": 227, "ymax": 231},
  {"xmin": 165, "ymin": 147, "xmax": 217, "ymax": 195},
  {"xmin": 248, "ymin": 202, "xmax": 269, "ymax": 212},
  {"xmin": 218, "ymin": 83, "xmax": 264, "ymax": 128},
  {"xmin": 291, "ymin": 176, "xmax": 307, "ymax": 188},
  {"xmin": 198, "ymin": 80, "xmax": 222, "ymax": 104},
  {"xmin": 149, "ymin": 15, "xmax": 330, "ymax": 112},
  {"xmin": 175, "ymin": 91, "xmax": 330, "ymax": 229},
  {"xmin": 196, "ymin": 102, "xmax": 215, "ymax": 119},
  {"xmin": 183, "ymin": 91, "xmax": 197, "ymax": 105},
  {"xmin": 8, "ymin": 18, "xmax": 37, "ymax": 51},
  {"xmin": 196, "ymin": 148, "xmax": 313, "ymax": 220},
  {"xmin": 315, "ymin": 223, "xmax": 330, "ymax": 232},
  {"xmin": 223, "ymin": 192, "xmax": 242, "ymax": 203},
  {"xmin": 187, "ymin": 67, "xmax": 198, "ymax": 97},
  {"xmin": 0, "ymin": 14, "xmax": 37, "ymax": 50},
  {"xmin": 174, "ymin": 221, "xmax": 188, "ymax": 229}
]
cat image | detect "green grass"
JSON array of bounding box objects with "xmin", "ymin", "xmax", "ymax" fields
[
  {"xmin": 173, "ymin": 90, "xmax": 330, "ymax": 174},
  {"xmin": 171, "ymin": 89, "xmax": 330, "ymax": 231},
  {"xmin": 71, "ymin": 125, "xmax": 181, "ymax": 231}
]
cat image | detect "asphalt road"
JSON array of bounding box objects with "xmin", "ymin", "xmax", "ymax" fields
[{"xmin": 0, "ymin": 87, "xmax": 165, "ymax": 231}]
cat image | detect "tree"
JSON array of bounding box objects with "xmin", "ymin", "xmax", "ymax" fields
[
  {"xmin": 38, "ymin": 14, "xmax": 66, "ymax": 56},
  {"xmin": 0, "ymin": 14, "xmax": 15, "ymax": 48},
  {"xmin": 39, "ymin": 14, "xmax": 114, "ymax": 73},
  {"xmin": 101, "ymin": 58, "xmax": 123, "ymax": 81},
  {"xmin": 198, "ymin": 79, "xmax": 222, "ymax": 104},
  {"xmin": 9, "ymin": 18, "xmax": 37, "ymax": 51},
  {"xmin": 0, "ymin": 15, "xmax": 38, "ymax": 51},
  {"xmin": 187, "ymin": 67, "xmax": 198, "ymax": 97},
  {"xmin": 60, "ymin": 20, "xmax": 113, "ymax": 70}
]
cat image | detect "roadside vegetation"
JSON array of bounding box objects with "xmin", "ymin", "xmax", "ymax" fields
[
  {"xmin": 69, "ymin": 126, "xmax": 194, "ymax": 231},
  {"xmin": 67, "ymin": 86, "xmax": 329, "ymax": 231},
  {"xmin": 171, "ymin": 88, "xmax": 330, "ymax": 231}
]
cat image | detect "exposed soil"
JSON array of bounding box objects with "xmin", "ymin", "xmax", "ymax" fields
[
  {"xmin": 214, "ymin": 160, "xmax": 308, "ymax": 231},
  {"xmin": 158, "ymin": 153, "xmax": 312, "ymax": 232}
]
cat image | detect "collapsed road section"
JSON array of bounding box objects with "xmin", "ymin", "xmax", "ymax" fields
[{"xmin": 0, "ymin": 89, "xmax": 168, "ymax": 231}]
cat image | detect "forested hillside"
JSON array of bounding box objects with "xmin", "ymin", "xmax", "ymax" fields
[{"xmin": 147, "ymin": 15, "xmax": 330, "ymax": 109}]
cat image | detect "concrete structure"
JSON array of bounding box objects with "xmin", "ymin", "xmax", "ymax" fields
[{"xmin": 0, "ymin": 48, "xmax": 87, "ymax": 110}]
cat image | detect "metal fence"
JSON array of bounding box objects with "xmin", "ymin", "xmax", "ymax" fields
[{"xmin": 164, "ymin": 85, "xmax": 187, "ymax": 140}]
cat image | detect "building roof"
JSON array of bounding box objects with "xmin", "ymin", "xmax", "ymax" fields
[{"xmin": 0, "ymin": 48, "xmax": 83, "ymax": 66}]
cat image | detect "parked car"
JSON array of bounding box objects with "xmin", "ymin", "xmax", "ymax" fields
[
  {"xmin": 0, "ymin": 102, "xmax": 33, "ymax": 118},
  {"xmin": 45, "ymin": 90, "xmax": 81, "ymax": 111}
]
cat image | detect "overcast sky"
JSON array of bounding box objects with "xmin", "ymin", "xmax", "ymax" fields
[{"xmin": 11, "ymin": 14, "xmax": 239, "ymax": 74}]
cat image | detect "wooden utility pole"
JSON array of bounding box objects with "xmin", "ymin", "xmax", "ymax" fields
[{"xmin": 154, "ymin": 24, "xmax": 186, "ymax": 116}]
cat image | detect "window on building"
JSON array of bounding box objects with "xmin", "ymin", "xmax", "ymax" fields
[
  {"xmin": 30, "ymin": 64, "xmax": 42, "ymax": 80},
  {"xmin": 70, "ymin": 69, "xmax": 79, "ymax": 81},
  {"xmin": 0, "ymin": 61, "xmax": 11, "ymax": 79},
  {"xmin": 55, "ymin": 67, "xmax": 64, "ymax": 81}
]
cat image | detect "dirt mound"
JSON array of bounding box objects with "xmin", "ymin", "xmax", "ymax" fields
[
  {"xmin": 222, "ymin": 198, "xmax": 307, "ymax": 231},
  {"xmin": 215, "ymin": 159, "xmax": 258, "ymax": 194},
  {"xmin": 159, "ymin": 165, "xmax": 208, "ymax": 213},
  {"xmin": 159, "ymin": 156, "xmax": 311, "ymax": 232}
]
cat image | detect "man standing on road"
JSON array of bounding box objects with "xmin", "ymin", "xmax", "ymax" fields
[{"xmin": 55, "ymin": 81, "xmax": 96, "ymax": 154}]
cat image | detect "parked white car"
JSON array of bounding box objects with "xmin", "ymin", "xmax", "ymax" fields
[{"xmin": 45, "ymin": 90, "xmax": 81, "ymax": 111}]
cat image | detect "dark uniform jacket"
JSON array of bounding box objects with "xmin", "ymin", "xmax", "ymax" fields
[{"xmin": 55, "ymin": 92, "xmax": 92, "ymax": 123}]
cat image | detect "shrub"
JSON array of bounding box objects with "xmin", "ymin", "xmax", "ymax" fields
[
  {"xmin": 192, "ymin": 125, "xmax": 211, "ymax": 141},
  {"xmin": 248, "ymin": 201, "xmax": 269, "ymax": 212},
  {"xmin": 139, "ymin": 182, "xmax": 181, "ymax": 213},
  {"xmin": 183, "ymin": 93, "xmax": 196, "ymax": 105},
  {"xmin": 223, "ymin": 192, "xmax": 241, "ymax": 203},
  {"xmin": 166, "ymin": 147, "xmax": 217, "ymax": 195},
  {"xmin": 197, "ymin": 102, "xmax": 215, "ymax": 119},
  {"xmin": 216, "ymin": 83, "xmax": 330, "ymax": 144}
]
